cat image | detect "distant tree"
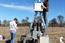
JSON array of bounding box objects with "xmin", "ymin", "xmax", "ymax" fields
[
  {"xmin": 50, "ymin": 18, "xmax": 57, "ymax": 24},
  {"xmin": 63, "ymin": 21, "xmax": 65, "ymax": 27},
  {"xmin": 49, "ymin": 18, "xmax": 57, "ymax": 27},
  {"xmin": 21, "ymin": 17, "xmax": 30, "ymax": 26},
  {"xmin": 0, "ymin": 20, "xmax": 1, "ymax": 26},
  {"xmin": 57, "ymin": 15, "xmax": 64, "ymax": 26},
  {"xmin": 21, "ymin": 19, "xmax": 26, "ymax": 23},
  {"xmin": 3, "ymin": 20, "xmax": 9, "ymax": 26},
  {"xmin": 26, "ymin": 17, "xmax": 29, "ymax": 21},
  {"xmin": 22, "ymin": 17, "xmax": 29, "ymax": 23}
]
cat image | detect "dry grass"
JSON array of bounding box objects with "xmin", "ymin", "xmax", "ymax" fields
[
  {"xmin": 48, "ymin": 27, "xmax": 65, "ymax": 43},
  {"xmin": 0, "ymin": 26, "xmax": 29, "ymax": 43},
  {"xmin": 0, "ymin": 26, "xmax": 65, "ymax": 43}
]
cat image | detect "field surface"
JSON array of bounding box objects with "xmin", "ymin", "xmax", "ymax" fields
[{"xmin": 0, "ymin": 26, "xmax": 65, "ymax": 43}]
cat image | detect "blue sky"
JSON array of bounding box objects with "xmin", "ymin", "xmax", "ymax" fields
[{"xmin": 0, "ymin": 0, "xmax": 65, "ymax": 22}]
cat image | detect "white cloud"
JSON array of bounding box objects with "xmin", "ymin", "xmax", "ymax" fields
[{"xmin": 0, "ymin": 3, "xmax": 33, "ymax": 10}]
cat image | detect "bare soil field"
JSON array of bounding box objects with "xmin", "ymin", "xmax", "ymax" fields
[{"xmin": 0, "ymin": 26, "xmax": 65, "ymax": 43}]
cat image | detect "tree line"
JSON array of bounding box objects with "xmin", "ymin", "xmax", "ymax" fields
[
  {"xmin": 0, "ymin": 15, "xmax": 65, "ymax": 27},
  {"xmin": 48, "ymin": 15, "xmax": 65, "ymax": 27},
  {"xmin": 0, "ymin": 17, "xmax": 30, "ymax": 26}
]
